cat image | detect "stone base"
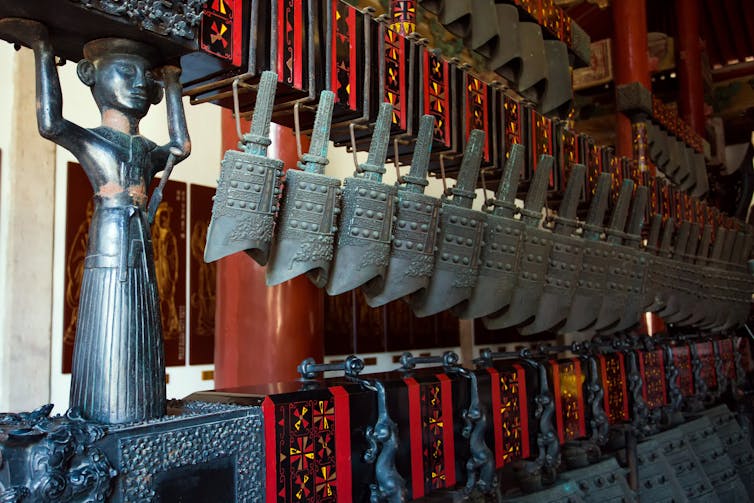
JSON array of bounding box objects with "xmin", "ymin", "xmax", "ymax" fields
[{"xmin": 0, "ymin": 400, "xmax": 264, "ymax": 502}]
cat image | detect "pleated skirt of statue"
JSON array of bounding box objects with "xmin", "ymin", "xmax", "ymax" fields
[{"xmin": 70, "ymin": 208, "xmax": 166, "ymax": 424}]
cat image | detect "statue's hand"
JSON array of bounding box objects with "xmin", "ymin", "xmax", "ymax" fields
[
  {"xmin": 154, "ymin": 65, "xmax": 182, "ymax": 84},
  {"xmin": 0, "ymin": 18, "xmax": 49, "ymax": 49}
]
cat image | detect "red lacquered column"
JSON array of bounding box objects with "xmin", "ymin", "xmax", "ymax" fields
[
  {"xmin": 676, "ymin": 0, "xmax": 704, "ymax": 136},
  {"xmin": 612, "ymin": 0, "xmax": 651, "ymax": 158},
  {"xmin": 214, "ymin": 109, "xmax": 324, "ymax": 388}
]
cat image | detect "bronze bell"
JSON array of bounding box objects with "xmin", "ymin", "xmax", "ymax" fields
[
  {"xmin": 411, "ymin": 129, "xmax": 488, "ymax": 317},
  {"xmin": 326, "ymin": 102, "xmax": 397, "ymax": 296},
  {"xmin": 363, "ymin": 115, "xmax": 441, "ymax": 307},
  {"xmin": 707, "ymin": 231, "xmax": 747, "ymax": 330},
  {"xmin": 591, "ymin": 179, "xmax": 637, "ymax": 332},
  {"xmin": 559, "ymin": 173, "xmax": 613, "ymax": 333},
  {"xmin": 455, "ymin": 143, "xmax": 525, "ymax": 320},
  {"xmin": 663, "ymin": 223, "xmax": 704, "ymax": 324},
  {"xmin": 639, "ymin": 214, "xmax": 668, "ymax": 314},
  {"xmin": 204, "ymin": 71, "xmax": 282, "ymax": 265},
  {"xmin": 266, "ymin": 91, "xmax": 340, "ymax": 287},
  {"xmin": 654, "ymin": 220, "xmax": 692, "ymax": 321},
  {"xmin": 539, "ymin": 40, "xmax": 573, "ymax": 117},
  {"xmin": 644, "ymin": 217, "xmax": 677, "ymax": 314},
  {"xmin": 517, "ymin": 22, "xmax": 548, "ymax": 102},
  {"xmin": 600, "ymin": 186, "xmax": 650, "ymax": 334},
  {"xmin": 676, "ymin": 225, "xmax": 714, "ymax": 327},
  {"xmin": 483, "ymin": 155, "xmax": 554, "ymax": 329},
  {"xmin": 490, "ymin": 4, "xmax": 522, "ymax": 82},
  {"xmin": 519, "ymin": 164, "xmax": 586, "ymax": 335}
]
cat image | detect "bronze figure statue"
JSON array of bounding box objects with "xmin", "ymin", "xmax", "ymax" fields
[{"xmin": 0, "ymin": 18, "xmax": 190, "ymax": 424}]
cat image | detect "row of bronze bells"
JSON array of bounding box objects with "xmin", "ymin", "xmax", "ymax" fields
[
  {"xmin": 204, "ymin": 72, "xmax": 753, "ymax": 335},
  {"xmin": 646, "ymin": 121, "xmax": 709, "ymax": 198}
]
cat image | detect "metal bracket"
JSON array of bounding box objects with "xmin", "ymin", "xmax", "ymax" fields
[
  {"xmin": 297, "ymin": 355, "xmax": 365, "ymax": 380},
  {"xmin": 397, "ymin": 351, "xmax": 459, "ymax": 371}
]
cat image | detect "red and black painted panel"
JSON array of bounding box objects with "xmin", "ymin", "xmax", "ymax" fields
[
  {"xmin": 329, "ymin": 0, "xmax": 365, "ymax": 115},
  {"xmin": 527, "ymin": 105, "xmax": 557, "ymax": 191},
  {"xmin": 718, "ymin": 337, "xmax": 736, "ymax": 381},
  {"xmin": 583, "ymin": 136, "xmax": 604, "ymax": 199},
  {"xmin": 201, "ymin": 0, "xmax": 245, "ymax": 66},
  {"xmin": 464, "ymin": 74, "xmax": 494, "ymax": 164},
  {"xmin": 671, "ymin": 344, "xmax": 695, "ymax": 398},
  {"xmin": 423, "ymin": 51, "xmax": 454, "ymax": 149},
  {"xmin": 637, "ymin": 349, "xmax": 668, "ymax": 411},
  {"xmin": 482, "ymin": 364, "xmax": 533, "ymax": 469},
  {"xmin": 548, "ymin": 358, "xmax": 587, "ymax": 443},
  {"xmin": 261, "ymin": 382, "xmax": 388, "ymax": 503},
  {"xmin": 557, "ymin": 125, "xmax": 583, "ymax": 197},
  {"xmin": 737, "ymin": 336, "xmax": 753, "ymax": 374},
  {"xmin": 399, "ymin": 372, "xmax": 459, "ymax": 498},
  {"xmin": 596, "ymin": 353, "xmax": 630, "ymax": 424},
  {"xmin": 502, "ymin": 95, "xmax": 526, "ymax": 178}
]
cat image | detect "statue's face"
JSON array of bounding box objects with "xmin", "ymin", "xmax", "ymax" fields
[{"xmin": 92, "ymin": 53, "xmax": 158, "ymax": 118}]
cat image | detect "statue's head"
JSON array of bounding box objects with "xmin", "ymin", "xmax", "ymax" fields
[{"xmin": 78, "ymin": 38, "xmax": 163, "ymax": 120}]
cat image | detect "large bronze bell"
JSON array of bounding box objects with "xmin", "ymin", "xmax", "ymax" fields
[
  {"xmin": 490, "ymin": 4, "xmax": 522, "ymax": 82},
  {"xmin": 654, "ymin": 220, "xmax": 692, "ymax": 321},
  {"xmin": 517, "ymin": 22, "xmax": 548, "ymax": 102},
  {"xmin": 410, "ymin": 129, "xmax": 487, "ymax": 317},
  {"xmin": 483, "ymin": 155, "xmax": 553, "ymax": 329},
  {"xmin": 558, "ymin": 173, "xmax": 613, "ymax": 333},
  {"xmin": 591, "ymin": 179, "xmax": 636, "ymax": 332},
  {"xmin": 266, "ymin": 91, "xmax": 340, "ymax": 287},
  {"xmin": 519, "ymin": 164, "xmax": 586, "ymax": 335},
  {"xmin": 601, "ymin": 186, "xmax": 650, "ymax": 334},
  {"xmin": 455, "ymin": 143, "xmax": 525, "ymax": 320},
  {"xmin": 204, "ymin": 71, "xmax": 282, "ymax": 265},
  {"xmin": 676, "ymin": 225, "xmax": 713, "ymax": 327},
  {"xmin": 644, "ymin": 218, "xmax": 677, "ymax": 314},
  {"xmin": 326, "ymin": 102, "xmax": 397, "ymax": 296},
  {"xmin": 663, "ymin": 223, "xmax": 704, "ymax": 324},
  {"xmin": 539, "ymin": 40, "xmax": 573, "ymax": 117},
  {"xmin": 362, "ymin": 115, "xmax": 441, "ymax": 307}
]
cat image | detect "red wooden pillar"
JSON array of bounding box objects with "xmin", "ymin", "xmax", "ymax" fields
[
  {"xmin": 214, "ymin": 109, "xmax": 324, "ymax": 388},
  {"xmin": 612, "ymin": 0, "xmax": 651, "ymax": 158},
  {"xmin": 676, "ymin": 0, "xmax": 704, "ymax": 136}
]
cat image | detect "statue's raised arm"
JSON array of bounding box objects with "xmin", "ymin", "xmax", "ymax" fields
[
  {"xmin": 149, "ymin": 64, "xmax": 191, "ymax": 179},
  {"xmin": 0, "ymin": 18, "xmax": 88, "ymax": 155}
]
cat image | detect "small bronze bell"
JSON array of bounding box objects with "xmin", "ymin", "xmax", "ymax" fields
[
  {"xmin": 410, "ymin": 129, "xmax": 488, "ymax": 317},
  {"xmin": 559, "ymin": 173, "xmax": 613, "ymax": 333},
  {"xmin": 706, "ymin": 231, "xmax": 746, "ymax": 330},
  {"xmin": 592, "ymin": 179, "xmax": 637, "ymax": 332},
  {"xmin": 483, "ymin": 155, "xmax": 553, "ymax": 329},
  {"xmin": 363, "ymin": 115, "xmax": 441, "ymax": 307},
  {"xmin": 326, "ymin": 102, "xmax": 397, "ymax": 296},
  {"xmin": 519, "ymin": 164, "xmax": 586, "ymax": 335},
  {"xmin": 266, "ymin": 91, "xmax": 340, "ymax": 287},
  {"xmin": 600, "ymin": 186, "xmax": 650, "ymax": 334},
  {"xmin": 204, "ymin": 71, "xmax": 282, "ymax": 265},
  {"xmin": 455, "ymin": 143, "xmax": 525, "ymax": 320}
]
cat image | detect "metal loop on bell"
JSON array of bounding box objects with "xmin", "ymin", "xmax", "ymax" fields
[
  {"xmin": 480, "ymin": 168, "xmax": 490, "ymax": 203},
  {"xmin": 230, "ymin": 73, "xmax": 258, "ymax": 142},
  {"xmin": 349, "ymin": 122, "xmax": 370, "ymax": 173},
  {"xmin": 292, "ymin": 99, "xmax": 318, "ymax": 161},
  {"xmin": 439, "ymin": 152, "xmax": 462, "ymax": 195}
]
